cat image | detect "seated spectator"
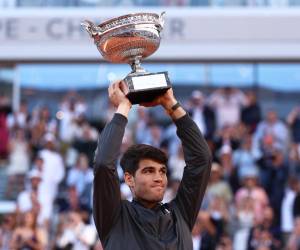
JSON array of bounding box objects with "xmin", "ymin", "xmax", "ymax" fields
[
  {"xmin": 67, "ymin": 153, "xmax": 93, "ymax": 209},
  {"xmin": 0, "ymin": 213, "xmax": 17, "ymax": 250},
  {"xmin": 207, "ymin": 196, "xmax": 229, "ymax": 243},
  {"xmin": 233, "ymin": 196, "xmax": 256, "ymax": 250},
  {"xmin": 206, "ymin": 162, "xmax": 233, "ymax": 205},
  {"xmin": 17, "ymin": 169, "xmax": 51, "ymax": 227},
  {"xmin": 67, "ymin": 153, "xmax": 93, "ymax": 197},
  {"xmin": 55, "ymin": 210, "xmax": 97, "ymax": 250},
  {"xmin": 215, "ymin": 234, "xmax": 233, "ymax": 250},
  {"xmin": 192, "ymin": 211, "xmax": 217, "ymax": 250},
  {"xmin": 247, "ymin": 206, "xmax": 281, "ymax": 250},
  {"xmin": 235, "ymin": 167, "xmax": 269, "ymax": 223},
  {"xmin": 10, "ymin": 211, "xmax": 48, "ymax": 250}
]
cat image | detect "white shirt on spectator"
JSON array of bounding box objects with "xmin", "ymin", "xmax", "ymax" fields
[
  {"xmin": 192, "ymin": 107, "xmax": 206, "ymax": 136},
  {"xmin": 208, "ymin": 89, "xmax": 246, "ymax": 129},
  {"xmin": 39, "ymin": 149, "xmax": 65, "ymax": 215},
  {"xmin": 192, "ymin": 235, "xmax": 201, "ymax": 250},
  {"xmin": 56, "ymin": 223, "xmax": 97, "ymax": 250},
  {"xmin": 17, "ymin": 189, "xmax": 52, "ymax": 226},
  {"xmin": 281, "ymin": 188, "xmax": 296, "ymax": 233}
]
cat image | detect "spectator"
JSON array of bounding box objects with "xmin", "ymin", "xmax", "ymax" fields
[
  {"xmin": 0, "ymin": 94, "xmax": 11, "ymax": 160},
  {"xmin": 281, "ymin": 177, "xmax": 300, "ymax": 248},
  {"xmin": 187, "ymin": 90, "xmax": 216, "ymax": 139},
  {"xmin": 5, "ymin": 128, "xmax": 30, "ymax": 199},
  {"xmin": 287, "ymin": 216, "xmax": 300, "ymax": 250},
  {"xmin": 207, "ymin": 196, "xmax": 229, "ymax": 243},
  {"xmin": 192, "ymin": 212, "xmax": 217, "ymax": 250},
  {"xmin": 208, "ymin": 87, "xmax": 246, "ymax": 129},
  {"xmin": 0, "ymin": 213, "xmax": 17, "ymax": 250},
  {"xmin": 233, "ymin": 134, "xmax": 257, "ymax": 172},
  {"xmin": 247, "ymin": 206, "xmax": 281, "ymax": 250},
  {"xmin": 55, "ymin": 210, "xmax": 97, "ymax": 250},
  {"xmin": 206, "ymin": 162, "xmax": 233, "ymax": 205},
  {"xmin": 10, "ymin": 211, "xmax": 48, "ymax": 250},
  {"xmin": 7, "ymin": 101, "xmax": 29, "ymax": 131},
  {"xmin": 287, "ymin": 106, "xmax": 300, "ymax": 142},
  {"xmin": 16, "ymin": 169, "xmax": 51, "ymax": 227},
  {"xmin": 58, "ymin": 96, "xmax": 78, "ymax": 145},
  {"xmin": 168, "ymin": 146, "xmax": 185, "ymax": 181},
  {"xmin": 214, "ymin": 125, "xmax": 240, "ymax": 178},
  {"xmin": 253, "ymin": 109, "xmax": 290, "ymax": 157},
  {"xmin": 258, "ymin": 147, "xmax": 289, "ymax": 226},
  {"xmin": 39, "ymin": 133, "xmax": 65, "ymax": 224},
  {"xmin": 72, "ymin": 117, "xmax": 98, "ymax": 166},
  {"xmin": 241, "ymin": 90, "xmax": 262, "ymax": 134},
  {"xmin": 216, "ymin": 234, "xmax": 232, "ymax": 250},
  {"xmin": 235, "ymin": 167, "xmax": 269, "ymax": 223},
  {"xmin": 67, "ymin": 153, "xmax": 93, "ymax": 208},
  {"xmin": 233, "ymin": 196, "xmax": 255, "ymax": 250}
]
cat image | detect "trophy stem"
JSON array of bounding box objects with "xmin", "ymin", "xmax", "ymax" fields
[{"xmin": 130, "ymin": 57, "xmax": 146, "ymax": 75}]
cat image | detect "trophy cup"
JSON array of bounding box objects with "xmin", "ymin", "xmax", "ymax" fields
[{"xmin": 81, "ymin": 12, "xmax": 171, "ymax": 104}]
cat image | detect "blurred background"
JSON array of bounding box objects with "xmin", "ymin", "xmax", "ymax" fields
[{"xmin": 1, "ymin": 1, "xmax": 300, "ymax": 250}]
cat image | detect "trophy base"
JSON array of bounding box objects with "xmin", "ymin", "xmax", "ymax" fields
[{"xmin": 124, "ymin": 72, "xmax": 171, "ymax": 104}]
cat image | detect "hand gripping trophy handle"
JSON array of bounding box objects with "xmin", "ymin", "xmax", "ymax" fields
[{"xmin": 81, "ymin": 12, "xmax": 171, "ymax": 104}]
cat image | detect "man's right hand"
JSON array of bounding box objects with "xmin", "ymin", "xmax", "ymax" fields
[{"xmin": 108, "ymin": 80, "xmax": 132, "ymax": 117}]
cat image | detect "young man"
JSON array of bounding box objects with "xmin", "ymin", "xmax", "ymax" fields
[{"xmin": 93, "ymin": 81, "xmax": 212, "ymax": 250}]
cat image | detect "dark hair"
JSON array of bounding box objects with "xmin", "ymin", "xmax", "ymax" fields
[{"xmin": 120, "ymin": 144, "xmax": 168, "ymax": 176}]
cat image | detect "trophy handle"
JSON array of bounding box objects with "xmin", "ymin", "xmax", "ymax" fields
[
  {"xmin": 159, "ymin": 11, "xmax": 166, "ymax": 29},
  {"xmin": 81, "ymin": 20, "xmax": 101, "ymax": 37}
]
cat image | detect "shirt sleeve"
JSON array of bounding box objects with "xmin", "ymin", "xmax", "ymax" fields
[
  {"xmin": 93, "ymin": 113, "xmax": 127, "ymax": 242},
  {"xmin": 171, "ymin": 114, "xmax": 212, "ymax": 230}
]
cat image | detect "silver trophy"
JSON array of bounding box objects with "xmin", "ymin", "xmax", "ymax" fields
[{"xmin": 81, "ymin": 12, "xmax": 171, "ymax": 104}]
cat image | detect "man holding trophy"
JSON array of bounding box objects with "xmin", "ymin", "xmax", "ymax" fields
[{"xmin": 83, "ymin": 13, "xmax": 212, "ymax": 250}]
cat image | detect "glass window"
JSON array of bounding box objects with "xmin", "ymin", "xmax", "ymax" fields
[
  {"xmin": 210, "ymin": 64, "xmax": 254, "ymax": 87},
  {"xmin": 258, "ymin": 64, "xmax": 300, "ymax": 92},
  {"xmin": 17, "ymin": 63, "xmax": 206, "ymax": 89}
]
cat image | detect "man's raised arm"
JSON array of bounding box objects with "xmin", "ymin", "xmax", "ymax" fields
[
  {"xmin": 159, "ymin": 92, "xmax": 212, "ymax": 231},
  {"xmin": 93, "ymin": 81, "xmax": 132, "ymax": 242}
]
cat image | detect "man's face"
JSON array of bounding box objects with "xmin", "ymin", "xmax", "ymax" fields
[
  {"xmin": 126, "ymin": 159, "xmax": 168, "ymax": 207},
  {"xmin": 266, "ymin": 111, "xmax": 277, "ymax": 124},
  {"xmin": 30, "ymin": 177, "xmax": 41, "ymax": 190}
]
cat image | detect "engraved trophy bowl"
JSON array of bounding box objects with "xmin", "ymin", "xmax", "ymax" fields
[{"xmin": 81, "ymin": 12, "xmax": 171, "ymax": 104}]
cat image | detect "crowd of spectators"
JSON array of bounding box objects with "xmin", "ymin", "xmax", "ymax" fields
[{"xmin": 0, "ymin": 86, "xmax": 300, "ymax": 250}]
